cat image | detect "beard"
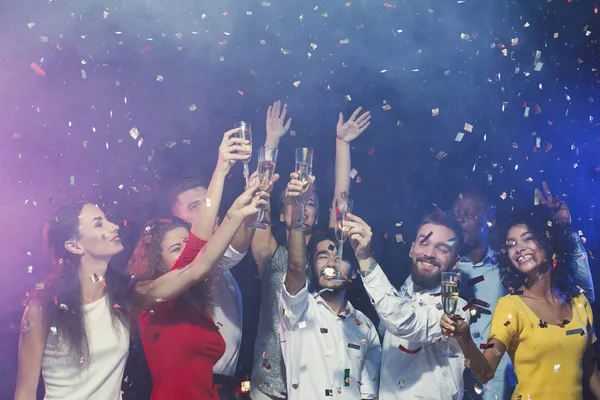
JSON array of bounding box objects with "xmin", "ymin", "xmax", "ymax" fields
[{"xmin": 411, "ymin": 257, "xmax": 443, "ymax": 290}]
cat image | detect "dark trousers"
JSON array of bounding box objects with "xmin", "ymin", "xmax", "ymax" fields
[{"xmin": 215, "ymin": 374, "xmax": 236, "ymax": 400}]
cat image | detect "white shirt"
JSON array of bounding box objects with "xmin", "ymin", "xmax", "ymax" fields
[
  {"xmin": 361, "ymin": 265, "xmax": 470, "ymax": 400},
  {"xmin": 42, "ymin": 295, "xmax": 129, "ymax": 400},
  {"xmin": 279, "ymin": 277, "xmax": 381, "ymax": 400},
  {"xmin": 213, "ymin": 245, "xmax": 246, "ymax": 377}
]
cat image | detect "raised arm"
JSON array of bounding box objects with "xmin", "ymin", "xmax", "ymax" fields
[
  {"xmin": 134, "ymin": 184, "xmax": 268, "ymax": 307},
  {"xmin": 192, "ymin": 127, "xmax": 249, "ymax": 241},
  {"xmin": 14, "ymin": 300, "xmax": 48, "ymax": 400},
  {"xmin": 328, "ymin": 107, "xmax": 371, "ymax": 228},
  {"xmin": 284, "ymin": 173, "xmax": 311, "ymax": 295},
  {"xmin": 251, "ymin": 100, "xmax": 291, "ymax": 278}
]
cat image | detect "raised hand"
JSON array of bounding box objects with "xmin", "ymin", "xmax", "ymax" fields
[
  {"xmin": 336, "ymin": 107, "xmax": 371, "ymax": 143},
  {"xmin": 228, "ymin": 182, "xmax": 270, "ymax": 219},
  {"xmin": 440, "ymin": 314, "xmax": 470, "ymax": 339},
  {"xmin": 534, "ymin": 182, "xmax": 571, "ymax": 226},
  {"xmin": 344, "ymin": 213, "xmax": 373, "ymax": 261},
  {"xmin": 247, "ymin": 170, "xmax": 280, "ymax": 193},
  {"xmin": 266, "ymin": 100, "xmax": 292, "ymax": 143},
  {"xmin": 216, "ymin": 128, "xmax": 251, "ymax": 175},
  {"xmin": 285, "ymin": 172, "xmax": 313, "ymax": 205}
]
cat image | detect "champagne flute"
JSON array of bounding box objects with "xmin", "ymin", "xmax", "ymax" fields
[
  {"xmin": 291, "ymin": 148, "xmax": 314, "ymax": 230},
  {"xmin": 248, "ymin": 146, "xmax": 278, "ymax": 229},
  {"xmin": 331, "ymin": 196, "xmax": 353, "ymax": 281},
  {"xmin": 233, "ymin": 121, "xmax": 253, "ymax": 188},
  {"xmin": 440, "ymin": 271, "xmax": 461, "ymax": 358}
]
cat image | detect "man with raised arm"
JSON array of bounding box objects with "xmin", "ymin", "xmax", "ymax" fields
[
  {"xmin": 248, "ymin": 102, "xmax": 371, "ymax": 399},
  {"xmin": 279, "ymin": 174, "xmax": 380, "ymax": 400},
  {"xmin": 343, "ymin": 211, "xmax": 470, "ymax": 399}
]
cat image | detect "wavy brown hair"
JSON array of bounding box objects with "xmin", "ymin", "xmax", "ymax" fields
[
  {"xmin": 37, "ymin": 202, "xmax": 130, "ymax": 364},
  {"xmin": 126, "ymin": 217, "xmax": 218, "ymax": 315}
]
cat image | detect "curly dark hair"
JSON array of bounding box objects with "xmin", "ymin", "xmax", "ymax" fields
[
  {"xmin": 496, "ymin": 204, "xmax": 579, "ymax": 300},
  {"xmin": 37, "ymin": 202, "xmax": 130, "ymax": 364},
  {"xmin": 126, "ymin": 217, "xmax": 218, "ymax": 316}
]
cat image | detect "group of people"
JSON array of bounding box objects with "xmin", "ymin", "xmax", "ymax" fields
[{"xmin": 12, "ymin": 100, "xmax": 600, "ymax": 400}]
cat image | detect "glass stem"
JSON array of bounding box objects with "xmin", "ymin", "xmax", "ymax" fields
[
  {"xmin": 446, "ymin": 335, "xmax": 451, "ymax": 354},
  {"xmin": 337, "ymin": 241, "xmax": 344, "ymax": 276},
  {"xmin": 243, "ymin": 163, "xmax": 250, "ymax": 188}
]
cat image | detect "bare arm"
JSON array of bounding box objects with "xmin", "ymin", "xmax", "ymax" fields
[
  {"xmin": 193, "ymin": 128, "xmax": 250, "ymax": 241},
  {"xmin": 135, "ymin": 185, "xmax": 266, "ymax": 307},
  {"xmin": 250, "ymin": 202, "xmax": 279, "ymax": 280},
  {"xmin": 284, "ymin": 173, "xmax": 310, "ymax": 295},
  {"xmin": 251, "ymin": 100, "xmax": 291, "ymax": 278},
  {"xmin": 14, "ymin": 300, "xmax": 48, "ymax": 400},
  {"xmin": 329, "ymin": 108, "xmax": 371, "ymax": 228},
  {"xmin": 441, "ymin": 314, "xmax": 506, "ymax": 384}
]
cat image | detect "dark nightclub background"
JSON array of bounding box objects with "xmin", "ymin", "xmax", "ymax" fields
[{"xmin": 1, "ymin": 0, "xmax": 600, "ymax": 398}]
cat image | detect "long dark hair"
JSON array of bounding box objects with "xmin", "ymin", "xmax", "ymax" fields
[
  {"xmin": 126, "ymin": 217, "xmax": 218, "ymax": 315},
  {"xmin": 497, "ymin": 205, "xmax": 579, "ymax": 300},
  {"xmin": 37, "ymin": 202, "xmax": 130, "ymax": 364}
]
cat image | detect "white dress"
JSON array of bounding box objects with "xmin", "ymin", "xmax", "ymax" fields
[{"xmin": 42, "ymin": 295, "xmax": 130, "ymax": 400}]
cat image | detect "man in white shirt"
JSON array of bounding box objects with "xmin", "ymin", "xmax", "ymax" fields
[
  {"xmin": 343, "ymin": 211, "xmax": 470, "ymax": 400},
  {"xmin": 279, "ymin": 176, "xmax": 381, "ymax": 400},
  {"xmin": 169, "ymin": 177, "xmax": 247, "ymax": 400}
]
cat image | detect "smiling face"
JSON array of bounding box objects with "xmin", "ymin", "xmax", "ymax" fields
[
  {"xmin": 506, "ymin": 223, "xmax": 548, "ymax": 275},
  {"xmin": 410, "ymin": 223, "xmax": 459, "ymax": 290},
  {"xmin": 311, "ymin": 239, "xmax": 354, "ymax": 292},
  {"xmin": 159, "ymin": 226, "xmax": 190, "ymax": 272}
]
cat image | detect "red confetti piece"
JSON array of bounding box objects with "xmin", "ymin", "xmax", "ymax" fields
[
  {"xmin": 383, "ymin": 2, "xmax": 393, "ymax": 7},
  {"xmin": 138, "ymin": 45, "xmax": 152, "ymax": 53},
  {"xmin": 238, "ymin": 90, "xmax": 244, "ymax": 96},
  {"xmin": 30, "ymin": 62, "xmax": 46, "ymax": 77},
  {"xmin": 219, "ymin": 40, "xmax": 228, "ymax": 45},
  {"xmin": 479, "ymin": 343, "xmax": 494, "ymax": 350},
  {"xmin": 368, "ymin": 148, "xmax": 375, "ymax": 155},
  {"xmin": 467, "ymin": 275, "xmax": 485, "ymax": 286},
  {"xmin": 503, "ymin": 320, "xmax": 511, "ymax": 326}
]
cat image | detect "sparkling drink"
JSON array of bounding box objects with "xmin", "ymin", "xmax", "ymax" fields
[
  {"xmin": 295, "ymin": 161, "xmax": 313, "ymax": 184},
  {"xmin": 441, "ymin": 281, "xmax": 459, "ymax": 315},
  {"xmin": 258, "ymin": 160, "xmax": 276, "ymax": 190},
  {"xmin": 335, "ymin": 215, "xmax": 350, "ymax": 242}
]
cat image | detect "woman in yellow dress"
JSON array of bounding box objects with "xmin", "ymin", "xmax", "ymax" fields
[{"xmin": 441, "ymin": 205, "xmax": 600, "ymax": 399}]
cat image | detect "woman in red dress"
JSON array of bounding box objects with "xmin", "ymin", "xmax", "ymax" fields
[{"xmin": 127, "ymin": 129, "xmax": 270, "ymax": 399}]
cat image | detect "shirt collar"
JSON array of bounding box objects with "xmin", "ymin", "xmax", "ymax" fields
[
  {"xmin": 459, "ymin": 246, "xmax": 497, "ymax": 267},
  {"xmin": 313, "ymin": 292, "xmax": 356, "ymax": 319},
  {"xmin": 402, "ymin": 275, "xmax": 441, "ymax": 297}
]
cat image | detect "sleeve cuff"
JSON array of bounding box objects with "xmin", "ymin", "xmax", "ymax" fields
[
  {"xmin": 361, "ymin": 263, "xmax": 384, "ymax": 285},
  {"xmin": 359, "ymin": 382, "xmax": 379, "ymax": 399},
  {"xmin": 281, "ymin": 275, "xmax": 309, "ymax": 307},
  {"xmin": 217, "ymin": 245, "xmax": 247, "ymax": 270}
]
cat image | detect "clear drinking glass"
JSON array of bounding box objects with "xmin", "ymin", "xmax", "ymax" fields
[
  {"xmin": 331, "ymin": 195, "xmax": 353, "ymax": 281},
  {"xmin": 290, "ymin": 148, "xmax": 314, "ymax": 230},
  {"xmin": 440, "ymin": 271, "xmax": 461, "ymax": 358},
  {"xmin": 248, "ymin": 146, "xmax": 278, "ymax": 229},
  {"xmin": 233, "ymin": 121, "xmax": 253, "ymax": 188}
]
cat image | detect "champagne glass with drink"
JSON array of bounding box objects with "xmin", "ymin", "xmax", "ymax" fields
[
  {"xmin": 331, "ymin": 194, "xmax": 353, "ymax": 281},
  {"xmin": 290, "ymin": 148, "xmax": 314, "ymax": 230},
  {"xmin": 233, "ymin": 121, "xmax": 253, "ymax": 188},
  {"xmin": 440, "ymin": 271, "xmax": 461, "ymax": 358},
  {"xmin": 248, "ymin": 146, "xmax": 278, "ymax": 229}
]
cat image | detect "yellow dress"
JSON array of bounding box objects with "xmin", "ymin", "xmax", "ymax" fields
[{"xmin": 488, "ymin": 293, "xmax": 595, "ymax": 400}]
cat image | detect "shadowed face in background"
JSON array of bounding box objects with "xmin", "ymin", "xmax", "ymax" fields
[
  {"xmin": 281, "ymin": 191, "xmax": 319, "ymax": 229},
  {"xmin": 172, "ymin": 186, "xmax": 219, "ymax": 231},
  {"xmin": 452, "ymin": 192, "xmax": 493, "ymax": 253},
  {"xmin": 409, "ymin": 223, "xmax": 459, "ymax": 290}
]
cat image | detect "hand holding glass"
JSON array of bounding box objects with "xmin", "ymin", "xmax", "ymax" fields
[
  {"xmin": 233, "ymin": 121, "xmax": 253, "ymax": 188},
  {"xmin": 440, "ymin": 271, "xmax": 461, "ymax": 358},
  {"xmin": 291, "ymin": 148, "xmax": 314, "ymax": 230},
  {"xmin": 248, "ymin": 146, "xmax": 278, "ymax": 229}
]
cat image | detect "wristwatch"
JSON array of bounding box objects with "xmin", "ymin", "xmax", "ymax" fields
[{"xmin": 360, "ymin": 259, "xmax": 377, "ymax": 278}]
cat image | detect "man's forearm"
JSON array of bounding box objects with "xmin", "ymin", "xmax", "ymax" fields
[{"xmin": 285, "ymin": 205, "xmax": 307, "ymax": 295}]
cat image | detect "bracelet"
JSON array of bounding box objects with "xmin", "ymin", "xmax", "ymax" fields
[{"xmin": 360, "ymin": 259, "xmax": 377, "ymax": 278}]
